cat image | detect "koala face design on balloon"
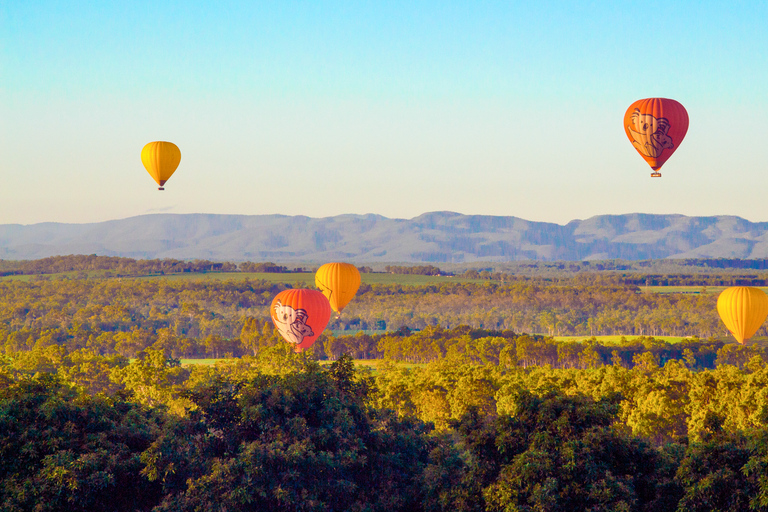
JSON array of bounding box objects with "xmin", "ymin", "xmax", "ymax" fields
[
  {"xmin": 627, "ymin": 109, "xmax": 674, "ymax": 158},
  {"xmin": 273, "ymin": 300, "xmax": 315, "ymax": 345}
]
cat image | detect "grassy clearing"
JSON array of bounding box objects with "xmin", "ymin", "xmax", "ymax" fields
[
  {"xmin": 0, "ymin": 270, "xmax": 107, "ymax": 282},
  {"xmin": 642, "ymin": 285, "xmax": 768, "ymax": 294},
  {"xmin": 0, "ymin": 271, "xmax": 462, "ymax": 288},
  {"xmin": 0, "ymin": 270, "xmax": 140, "ymax": 282},
  {"xmin": 0, "ymin": 274, "xmax": 34, "ymax": 282},
  {"xmin": 331, "ymin": 330, "xmax": 387, "ymax": 337},
  {"xmin": 360, "ymin": 274, "xmax": 484, "ymax": 285},
  {"xmin": 0, "ymin": 269, "xmax": 485, "ymax": 286},
  {"xmin": 551, "ymin": 335, "xmax": 694, "ymax": 344},
  {"xmin": 319, "ymin": 358, "xmax": 426, "ymax": 370},
  {"xmin": 354, "ymin": 359, "xmax": 426, "ymax": 370},
  {"xmin": 553, "ymin": 334, "xmax": 768, "ymax": 346},
  {"xmin": 180, "ymin": 359, "xmax": 223, "ymax": 366},
  {"xmin": 128, "ymin": 271, "xmax": 484, "ymax": 286},
  {"xmin": 140, "ymin": 271, "xmax": 318, "ymax": 284},
  {"xmin": 176, "ymin": 357, "xmax": 424, "ymax": 370},
  {"xmin": 641, "ymin": 286, "xmax": 724, "ymax": 294}
]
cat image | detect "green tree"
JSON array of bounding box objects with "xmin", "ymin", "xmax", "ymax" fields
[
  {"xmin": 110, "ymin": 348, "xmax": 192, "ymax": 415},
  {"xmin": 144, "ymin": 367, "xmax": 436, "ymax": 512},
  {"xmin": 675, "ymin": 412, "xmax": 761, "ymax": 511},
  {"xmin": 450, "ymin": 390, "xmax": 665, "ymax": 512},
  {"xmin": 0, "ymin": 374, "xmax": 162, "ymax": 511}
]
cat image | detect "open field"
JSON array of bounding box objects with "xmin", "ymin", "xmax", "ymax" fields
[
  {"xmin": 0, "ymin": 270, "xmax": 112, "ymax": 282},
  {"xmin": 319, "ymin": 359, "xmax": 426, "ymax": 370},
  {"xmin": 331, "ymin": 329, "xmax": 387, "ymax": 336},
  {"xmin": 0, "ymin": 274, "xmax": 34, "ymax": 282},
  {"xmin": 551, "ymin": 335, "xmax": 695, "ymax": 344},
  {"xmin": 0, "ymin": 271, "xmax": 482, "ymax": 285},
  {"xmin": 9, "ymin": 270, "xmax": 486, "ymax": 286},
  {"xmin": 552, "ymin": 334, "xmax": 768, "ymax": 345},
  {"xmin": 1, "ymin": 270, "xmax": 129, "ymax": 282},
  {"xmin": 178, "ymin": 357, "xmax": 425, "ymax": 370},
  {"xmin": 642, "ymin": 285, "xmax": 768, "ymax": 294},
  {"xmin": 6, "ymin": 269, "xmax": 768, "ymax": 293},
  {"xmin": 180, "ymin": 359, "xmax": 222, "ymax": 366},
  {"xmin": 332, "ymin": 330, "xmax": 723, "ymax": 346},
  {"xmin": 131, "ymin": 271, "xmax": 484, "ymax": 285},
  {"xmin": 129, "ymin": 271, "xmax": 317, "ymax": 284},
  {"xmin": 642, "ymin": 285, "xmax": 724, "ymax": 294}
]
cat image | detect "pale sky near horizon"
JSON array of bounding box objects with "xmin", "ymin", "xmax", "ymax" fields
[{"xmin": 2, "ymin": 1, "xmax": 768, "ymax": 226}]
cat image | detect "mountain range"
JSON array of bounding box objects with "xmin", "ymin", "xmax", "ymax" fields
[{"xmin": 1, "ymin": 212, "xmax": 767, "ymax": 263}]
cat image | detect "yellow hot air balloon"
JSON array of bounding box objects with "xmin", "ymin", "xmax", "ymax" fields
[
  {"xmin": 716, "ymin": 286, "xmax": 768, "ymax": 344},
  {"xmin": 141, "ymin": 141, "xmax": 181, "ymax": 190},
  {"xmin": 315, "ymin": 262, "xmax": 361, "ymax": 314}
]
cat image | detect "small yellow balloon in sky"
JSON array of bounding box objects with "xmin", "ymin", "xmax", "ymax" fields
[{"xmin": 141, "ymin": 141, "xmax": 181, "ymax": 191}]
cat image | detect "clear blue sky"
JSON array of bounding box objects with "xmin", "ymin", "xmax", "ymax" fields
[{"xmin": 2, "ymin": 1, "xmax": 768, "ymax": 225}]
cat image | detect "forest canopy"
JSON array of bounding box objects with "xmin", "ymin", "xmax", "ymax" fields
[{"xmin": 5, "ymin": 256, "xmax": 768, "ymax": 510}]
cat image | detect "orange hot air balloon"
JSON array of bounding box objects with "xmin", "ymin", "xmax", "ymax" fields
[
  {"xmin": 270, "ymin": 289, "xmax": 332, "ymax": 351},
  {"xmin": 716, "ymin": 286, "xmax": 768, "ymax": 344},
  {"xmin": 315, "ymin": 262, "xmax": 361, "ymax": 314},
  {"xmin": 141, "ymin": 141, "xmax": 181, "ymax": 190},
  {"xmin": 624, "ymin": 98, "xmax": 688, "ymax": 177}
]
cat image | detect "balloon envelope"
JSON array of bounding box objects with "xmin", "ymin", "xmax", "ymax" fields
[
  {"xmin": 624, "ymin": 98, "xmax": 688, "ymax": 177},
  {"xmin": 270, "ymin": 289, "xmax": 332, "ymax": 351},
  {"xmin": 315, "ymin": 262, "xmax": 361, "ymax": 313},
  {"xmin": 141, "ymin": 141, "xmax": 181, "ymax": 189},
  {"xmin": 716, "ymin": 286, "xmax": 768, "ymax": 343}
]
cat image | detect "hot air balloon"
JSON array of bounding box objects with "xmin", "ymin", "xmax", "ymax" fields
[
  {"xmin": 315, "ymin": 262, "xmax": 361, "ymax": 314},
  {"xmin": 624, "ymin": 98, "xmax": 688, "ymax": 177},
  {"xmin": 716, "ymin": 286, "xmax": 768, "ymax": 344},
  {"xmin": 141, "ymin": 141, "xmax": 181, "ymax": 190},
  {"xmin": 270, "ymin": 289, "xmax": 332, "ymax": 352}
]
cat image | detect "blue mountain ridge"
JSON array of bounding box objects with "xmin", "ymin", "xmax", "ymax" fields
[{"xmin": 0, "ymin": 212, "xmax": 766, "ymax": 263}]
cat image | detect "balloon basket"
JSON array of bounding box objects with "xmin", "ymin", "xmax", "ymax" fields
[
  {"xmin": 650, "ymin": 172, "xmax": 662, "ymax": 178},
  {"xmin": 158, "ymin": 187, "xmax": 165, "ymax": 191}
]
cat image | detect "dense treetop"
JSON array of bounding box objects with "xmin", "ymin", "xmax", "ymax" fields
[{"xmin": 6, "ymin": 344, "xmax": 768, "ymax": 511}]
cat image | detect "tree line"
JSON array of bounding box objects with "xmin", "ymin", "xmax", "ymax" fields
[
  {"xmin": 0, "ymin": 255, "xmax": 320, "ymax": 277},
  {"xmin": 0, "ymin": 275, "xmax": 761, "ymax": 360},
  {"xmin": 384, "ymin": 265, "xmax": 446, "ymax": 275},
  {"xmin": 335, "ymin": 279, "xmax": 730, "ymax": 337},
  {"xmin": 7, "ymin": 254, "xmax": 768, "ymax": 280}
]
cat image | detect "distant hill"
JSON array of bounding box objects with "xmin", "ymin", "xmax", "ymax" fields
[{"xmin": 1, "ymin": 212, "xmax": 768, "ymax": 262}]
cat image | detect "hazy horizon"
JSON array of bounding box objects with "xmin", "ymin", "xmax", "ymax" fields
[{"xmin": 3, "ymin": 209, "xmax": 768, "ymax": 229}]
